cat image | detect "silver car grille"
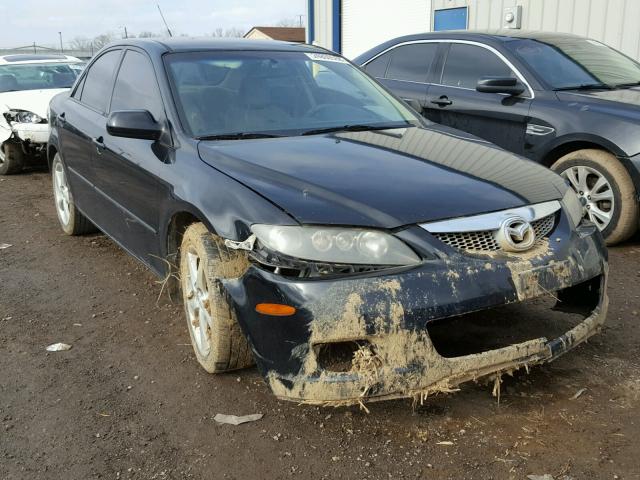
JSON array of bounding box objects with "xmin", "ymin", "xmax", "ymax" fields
[
  {"xmin": 420, "ymin": 201, "xmax": 562, "ymax": 254},
  {"xmin": 432, "ymin": 213, "xmax": 557, "ymax": 252}
]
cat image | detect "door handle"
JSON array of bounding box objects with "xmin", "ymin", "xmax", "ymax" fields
[
  {"xmin": 93, "ymin": 136, "xmax": 105, "ymax": 154},
  {"xmin": 430, "ymin": 96, "xmax": 453, "ymax": 107},
  {"xmin": 57, "ymin": 112, "xmax": 66, "ymax": 124}
]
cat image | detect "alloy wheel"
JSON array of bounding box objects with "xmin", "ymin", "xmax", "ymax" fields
[
  {"xmin": 53, "ymin": 161, "xmax": 71, "ymax": 226},
  {"xmin": 184, "ymin": 249, "xmax": 213, "ymax": 357},
  {"xmin": 561, "ymin": 165, "xmax": 614, "ymax": 230}
]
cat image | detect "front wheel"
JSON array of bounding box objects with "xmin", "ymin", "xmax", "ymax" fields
[
  {"xmin": 552, "ymin": 149, "xmax": 639, "ymax": 245},
  {"xmin": 0, "ymin": 142, "xmax": 24, "ymax": 175},
  {"xmin": 179, "ymin": 223, "xmax": 254, "ymax": 373},
  {"xmin": 51, "ymin": 153, "xmax": 96, "ymax": 235}
]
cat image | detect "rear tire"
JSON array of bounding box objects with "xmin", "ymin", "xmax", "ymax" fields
[
  {"xmin": 0, "ymin": 142, "xmax": 24, "ymax": 175},
  {"xmin": 51, "ymin": 153, "xmax": 96, "ymax": 235},
  {"xmin": 551, "ymin": 149, "xmax": 639, "ymax": 245},
  {"xmin": 179, "ymin": 222, "xmax": 254, "ymax": 373}
]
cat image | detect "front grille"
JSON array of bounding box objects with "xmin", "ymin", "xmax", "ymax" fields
[{"xmin": 433, "ymin": 213, "xmax": 557, "ymax": 253}]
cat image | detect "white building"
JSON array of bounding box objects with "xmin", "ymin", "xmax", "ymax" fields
[{"xmin": 308, "ymin": 0, "xmax": 640, "ymax": 60}]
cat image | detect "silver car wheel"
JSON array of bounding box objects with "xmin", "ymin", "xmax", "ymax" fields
[
  {"xmin": 561, "ymin": 165, "xmax": 614, "ymax": 230},
  {"xmin": 184, "ymin": 249, "xmax": 213, "ymax": 357},
  {"xmin": 53, "ymin": 160, "xmax": 71, "ymax": 226}
]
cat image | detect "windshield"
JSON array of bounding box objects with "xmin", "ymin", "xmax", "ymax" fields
[
  {"xmin": 164, "ymin": 50, "xmax": 419, "ymax": 138},
  {"xmin": 0, "ymin": 62, "xmax": 82, "ymax": 93},
  {"xmin": 505, "ymin": 36, "xmax": 640, "ymax": 89}
]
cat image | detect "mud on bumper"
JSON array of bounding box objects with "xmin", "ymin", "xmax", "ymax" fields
[{"xmin": 223, "ymin": 223, "xmax": 608, "ymax": 406}]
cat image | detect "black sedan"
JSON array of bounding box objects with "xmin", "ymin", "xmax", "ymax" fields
[
  {"xmin": 48, "ymin": 39, "xmax": 607, "ymax": 406},
  {"xmin": 356, "ymin": 31, "xmax": 640, "ymax": 245}
]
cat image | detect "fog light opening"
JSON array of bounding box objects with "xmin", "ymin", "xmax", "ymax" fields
[{"xmin": 314, "ymin": 340, "xmax": 374, "ymax": 373}]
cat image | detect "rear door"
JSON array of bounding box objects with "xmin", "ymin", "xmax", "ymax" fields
[
  {"xmin": 92, "ymin": 48, "xmax": 169, "ymax": 265},
  {"xmin": 363, "ymin": 43, "xmax": 438, "ymax": 113},
  {"xmin": 423, "ymin": 42, "xmax": 532, "ymax": 155},
  {"xmin": 56, "ymin": 49, "xmax": 122, "ymax": 211}
]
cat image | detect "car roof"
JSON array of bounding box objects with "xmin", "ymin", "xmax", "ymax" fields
[
  {"xmin": 100, "ymin": 37, "xmax": 326, "ymax": 55},
  {"xmin": 374, "ymin": 29, "xmax": 582, "ymax": 43},
  {"xmin": 0, "ymin": 54, "xmax": 82, "ymax": 65}
]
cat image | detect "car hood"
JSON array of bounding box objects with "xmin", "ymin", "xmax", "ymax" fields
[
  {"xmin": 197, "ymin": 125, "xmax": 567, "ymax": 228},
  {"xmin": 0, "ymin": 88, "xmax": 69, "ymax": 118},
  {"xmin": 556, "ymin": 86, "xmax": 640, "ymax": 121}
]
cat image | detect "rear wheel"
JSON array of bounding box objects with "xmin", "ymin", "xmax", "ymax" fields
[
  {"xmin": 179, "ymin": 223, "xmax": 254, "ymax": 373},
  {"xmin": 51, "ymin": 153, "xmax": 96, "ymax": 235},
  {"xmin": 552, "ymin": 149, "xmax": 639, "ymax": 245},
  {"xmin": 0, "ymin": 141, "xmax": 24, "ymax": 175}
]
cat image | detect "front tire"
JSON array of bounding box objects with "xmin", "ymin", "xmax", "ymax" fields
[
  {"xmin": 0, "ymin": 141, "xmax": 24, "ymax": 175},
  {"xmin": 179, "ymin": 223, "xmax": 254, "ymax": 373},
  {"xmin": 51, "ymin": 153, "xmax": 96, "ymax": 235},
  {"xmin": 552, "ymin": 149, "xmax": 639, "ymax": 245}
]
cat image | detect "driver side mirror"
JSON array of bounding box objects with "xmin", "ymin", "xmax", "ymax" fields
[
  {"xmin": 476, "ymin": 77, "xmax": 525, "ymax": 96},
  {"xmin": 106, "ymin": 110, "xmax": 162, "ymax": 140}
]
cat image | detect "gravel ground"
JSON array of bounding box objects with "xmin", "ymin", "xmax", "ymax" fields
[{"xmin": 1, "ymin": 170, "xmax": 639, "ymax": 480}]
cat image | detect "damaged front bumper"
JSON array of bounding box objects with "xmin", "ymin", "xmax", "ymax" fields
[
  {"xmin": 223, "ymin": 219, "xmax": 608, "ymax": 406},
  {"xmin": 10, "ymin": 122, "xmax": 49, "ymax": 144}
]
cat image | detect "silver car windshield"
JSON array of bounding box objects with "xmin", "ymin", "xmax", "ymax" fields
[
  {"xmin": 164, "ymin": 50, "xmax": 419, "ymax": 138},
  {"xmin": 0, "ymin": 62, "xmax": 82, "ymax": 92}
]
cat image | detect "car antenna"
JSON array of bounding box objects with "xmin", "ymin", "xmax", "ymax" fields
[{"xmin": 157, "ymin": 4, "xmax": 173, "ymax": 37}]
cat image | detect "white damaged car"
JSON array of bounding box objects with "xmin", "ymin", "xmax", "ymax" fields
[{"xmin": 0, "ymin": 54, "xmax": 83, "ymax": 175}]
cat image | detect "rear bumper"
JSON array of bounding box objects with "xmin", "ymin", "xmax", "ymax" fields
[{"xmin": 223, "ymin": 221, "xmax": 608, "ymax": 405}]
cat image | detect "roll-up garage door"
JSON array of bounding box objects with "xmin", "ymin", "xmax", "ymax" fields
[{"xmin": 341, "ymin": 0, "xmax": 432, "ymax": 59}]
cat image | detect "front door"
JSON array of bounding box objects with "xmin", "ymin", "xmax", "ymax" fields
[
  {"xmin": 423, "ymin": 42, "xmax": 532, "ymax": 155},
  {"xmin": 92, "ymin": 48, "xmax": 169, "ymax": 268}
]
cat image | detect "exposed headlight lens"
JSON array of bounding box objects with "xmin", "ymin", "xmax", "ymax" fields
[
  {"xmin": 562, "ymin": 188, "xmax": 585, "ymax": 227},
  {"xmin": 12, "ymin": 111, "xmax": 44, "ymax": 123},
  {"xmin": 251, "ymin": 225, "xmax": 420, "ymax": 265}
]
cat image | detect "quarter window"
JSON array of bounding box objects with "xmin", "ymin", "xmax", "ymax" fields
[
  {"xmin": 364, "ymin": 52, "xmax": 391, "ymax": 78},
  {"xmin": 111, "ymin": 50, "xmax": 163, "ymax": 120},
  {"xmin": 386, "ymin": 44, "xmax": 437, "ymax": 83},
  {"xmin": 80, "ymin": 50, "xmax": 121, "ymax": 113},
  {"xmin": 441, "ymin": 44, "xmax": 514, "ymax": 89}
]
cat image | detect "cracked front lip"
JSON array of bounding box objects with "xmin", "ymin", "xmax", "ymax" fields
[{"xmin": 222, "ymin": 220, "xmax": 608, "ymax": 405}]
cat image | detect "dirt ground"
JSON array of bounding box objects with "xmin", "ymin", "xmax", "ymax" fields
[{"xmin": 1, "ymin": 170, "xmax": 639, "ymax": 480}]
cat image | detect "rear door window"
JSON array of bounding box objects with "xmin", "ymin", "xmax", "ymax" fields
[
  {"xmin": 386, "ymin": 44, "xmax": 437, "ymax": 83},
  {"xmin": 110, "ymin": 50, "xmax": 164, "ymax": 120},
  {"xmin": 79, "ymin": 50, "xmax": 121, "ymax": 113},
  {"xmin": 441, "ymin": 43, "xmax": 513, "ymax": 89}
]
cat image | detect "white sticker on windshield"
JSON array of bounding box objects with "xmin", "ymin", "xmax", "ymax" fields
[{"xmin": 305, "ymin": 52, "xmax": 348, "ymax": 63}]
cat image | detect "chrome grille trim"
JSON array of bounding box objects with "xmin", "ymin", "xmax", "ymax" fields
[
  {"xmin": 420, "ymin": 200, "xmax": 561, "ymax": 233},
  {"xmin": 421, "ymin": 201, "xmax": 561, "ymax": 253}
]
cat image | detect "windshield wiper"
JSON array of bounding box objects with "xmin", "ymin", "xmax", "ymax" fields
[
  {"xmin": 614, "ymin": 80, "xmax": 640, "ymax": 88},
  {"xmin": 553, "ymin": 83, "xmax": 614, "ymax": 91},
  {"xmin": 197, "ymin": 132, "xmax": 283, "ymax": 141},
  {"xmin": 301, "ymin": 122, "xmax": 411, "ymax": 136}
]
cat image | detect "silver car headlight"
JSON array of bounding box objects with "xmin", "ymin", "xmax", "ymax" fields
[
  {"xmin": 562, "ymin": 188, "xmax": 585, "ymax": 227},
  {"xmin": 251, "ymin": 225, "xmax": 421, "ymax": 266},
  {"xmin": 8, "ymin": 110, "xmax": 45, "ymax": 124}
]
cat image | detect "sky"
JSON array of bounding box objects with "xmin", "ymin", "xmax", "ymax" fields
[{"xmin": 0, "ymin": 0, "xmax": 307, "ymax": 48}]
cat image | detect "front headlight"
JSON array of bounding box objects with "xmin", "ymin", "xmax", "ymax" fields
[
  {"xmin": 562, "ymin": 188, "xmax": 585, "ymax": 227},
  {"xmin": 7, "ymin": 110, "xmax": 45, "ymax": 124},
  {"xmin": 251, "ymin": 225, "xmax": 421, "ymax": 266}
]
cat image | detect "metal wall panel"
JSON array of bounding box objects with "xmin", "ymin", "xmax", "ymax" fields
[
  {"xmin": 432, "ymin": 0, "xmax": 640, "ymax": 59},
  {"xmin": 311, "ymin": 0, "xmax": 640, "ymax": 59},
  {"xmin": 341, "ymin": 0, "xmax": 432, "ymax": 59}
]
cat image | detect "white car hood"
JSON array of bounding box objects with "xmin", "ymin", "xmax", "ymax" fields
[{"xmin": 0, "ymin": 88, "xmax": 69, "ymax": 118}]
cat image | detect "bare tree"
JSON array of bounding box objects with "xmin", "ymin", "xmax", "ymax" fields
[
  {"xmin": 138, "ymin": 31, "xmax": 159, "ymax": 38},
  {"xmin": 92, "ymin": 33, "xmax": 116, "ymax": 49},
  {"xmin": 68, "ymin": 36, "xmax": 92, "ymax": 51},
  {"xmin": 211, "ymin": 27, "xmax": 245, "ymax": 38},
  {"xmin": 275, "ymin": 18, "xmax": 302, "ymax": 27}
]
